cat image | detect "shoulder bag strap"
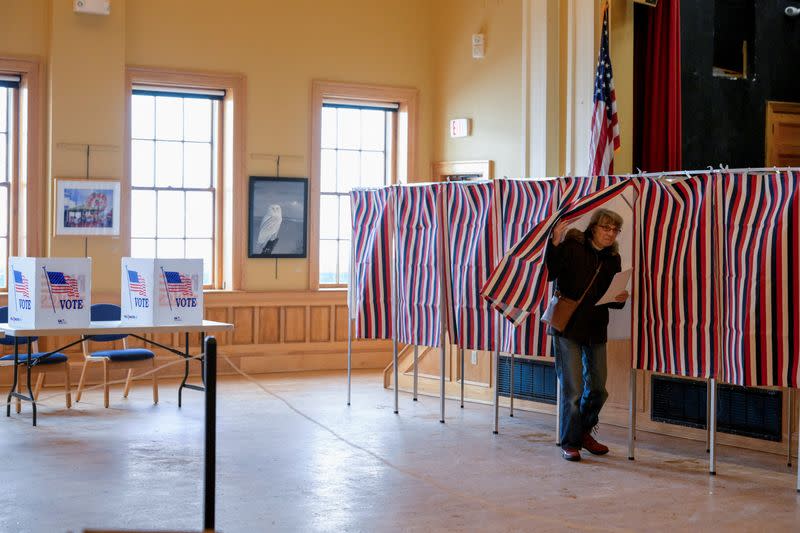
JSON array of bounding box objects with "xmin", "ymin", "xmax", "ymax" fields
[{"xmin": 576, "ymin": 264, "xmax": 602, "ymax": 305}]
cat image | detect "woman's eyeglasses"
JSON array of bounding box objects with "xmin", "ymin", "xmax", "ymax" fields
[{"xmin": 597, "ymin": 224, "xmax": 621, "ymax": 235}]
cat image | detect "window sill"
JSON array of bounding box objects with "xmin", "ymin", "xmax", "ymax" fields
[{"xmin": 318, "ymin": 286, "xmax": 347, "ymax": 292}]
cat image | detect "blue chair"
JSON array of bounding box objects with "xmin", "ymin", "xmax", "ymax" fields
[
  {"xmin": 75, "ymin": 304, "xmax": 158, "ymax": 408},
  {"xmin": 0, "ymin": 306, "xmax": 72, "ymax": 415}
]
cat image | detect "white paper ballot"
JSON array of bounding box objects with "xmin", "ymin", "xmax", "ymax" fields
[{"xmin": 596, "ymin": 268, "xmax": 632, "ymax": 306}]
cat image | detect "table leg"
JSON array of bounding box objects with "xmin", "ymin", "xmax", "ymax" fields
[
  {"xmin": 26, "ymin": 343, "xmax": 36, "ymax": 427},
  {"xmin": 5, "ymin": 338, "xmax": 19, "ymax": 418}
]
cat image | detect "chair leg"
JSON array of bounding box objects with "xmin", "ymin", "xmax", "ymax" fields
[
  {"xmin": 16, "ymin": 380, "xmax": 22, "ymax": 414},
  {"xmin": 15, "ymin": 371, "xmax": 22, "ymax": 413},
  {"xmin": 64, "ymin": 362, "xmax": 72, "ymax": 409},
  {"xmin": 76, "ymin": 361, "xmax": 89, "ymax": 403},
  {"xmin": 152, "ymin": 359, "xmax": 159, "ymax": 405},
  {"xmin": 103, "ymin": 359, "xmax": 109, "ymax": 408},
  {"xmin": 123, "ymin": 369, "xmax": 133, "ymax": 398},
  {"xmin": 33, "ymin": 373, "xmax": 45, "ymax": 400}
]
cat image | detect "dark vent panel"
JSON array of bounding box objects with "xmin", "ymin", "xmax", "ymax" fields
[
  {"xmin": 498, "ymin": 356, "xmax": 556, "ymax": 405},
  {"xmin": 650, "ymin": 375, "xmax": 782, "ymax": 442}
]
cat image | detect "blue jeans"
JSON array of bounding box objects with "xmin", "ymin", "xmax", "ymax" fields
[{"xmin": 553, "ymin": 336, "xmax": 609, "ymax": 448}]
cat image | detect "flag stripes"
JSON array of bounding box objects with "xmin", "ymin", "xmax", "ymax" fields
[
  {"xmin": 394, "ymin": 184, "xmax": 442, "ymax": 347},
  {"xmin": 13, "ymin": 270, "xmax": 30, "ymax": 298},
  {"xmin": 632, "ymin": 175, "xmax": 715, "ymax": 378},
  {"xmin": 441, "ymin": 181, "xmax": 496, "ymax": 351},
  {"xmin": 46, "ymin": 270, "xmax": 80, "ymax": 298},
  {"xmin": 164, "ymin": 271, "xmax": 193, "ymax": 297},
  {"xmin": 588, "ymin": 6, "xmax": 620, "ymax": 176},
  {"xmin": 716, "ymin": 171, "xmax": 800, "ymax": 387},
  {"xmin": 127, "ymin": 269, "xmax": 147, "ymax": 296},
  {"xmin": 349, "ymin": 188, "xmax": 393, "ymax": 339}
]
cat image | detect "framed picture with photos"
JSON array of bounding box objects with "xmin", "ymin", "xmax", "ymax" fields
[{"xmin": 54, "ymin": 178, "xmax": 121, "ymax": 236}]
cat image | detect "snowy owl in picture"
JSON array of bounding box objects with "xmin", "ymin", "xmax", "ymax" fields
[{"xmin": 257, "ymin": 204, "xmax": 282, "ymax": 254}]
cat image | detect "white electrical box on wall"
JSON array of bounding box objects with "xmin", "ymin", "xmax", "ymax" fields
[
  {"xmin": 74, "ymin": 0, "xmax": 110, "ymax": 16},
  {"xmin": 472, "ymin": 33, "xmax": 485, "ymax": 59},
  {"xmin": 449, "ymin": 118, "xmax": 472, "ymax": 138}
]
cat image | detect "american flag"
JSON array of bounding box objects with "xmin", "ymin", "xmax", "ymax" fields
[
  {"xmin": 127, "ymin": 269, "xmax": 147, "ymax": 296},
  {"xmin": 13, "ymin": 270, "xmax": 30, "ymax": 298},
  {"xmin": 588, "ymin": 5, "xmax": 620, "ymax": 177},
  {"xmin": 164, "ymin": 271, "xmax": 194, "ymax": 296},
  {"xmin": 46, "ymin": 270, "xmax": 80, "ymax": 298}
]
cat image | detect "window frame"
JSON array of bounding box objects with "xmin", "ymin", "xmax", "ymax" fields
[
  {"xmin": 0, "ymin": 57, "xmax": 44, "ymax": 294},
  {"xmin": 125, "ymin": 66, "xmax": 246, "ymax": 290},
  {"xmin": 319, "ymin": 102, "xmax": 396, "ymax": 288},
  {"xmin": 130, "ymin": 89, "xmax": 221, "ymax": 287},
  {"xmin": 309, "ymin": 80, "xmax": 418, "ymax": 290}
]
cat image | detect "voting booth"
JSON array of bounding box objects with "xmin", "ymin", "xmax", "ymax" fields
[
  {"xmin": 8, "ymin": 257, "xmax": 92, "ymax": 328},
  {"xmin": 121, "ymin": 258, "xmax": 204, "ymax": 326}
]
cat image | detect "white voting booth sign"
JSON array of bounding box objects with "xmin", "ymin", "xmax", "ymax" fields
[
  {"xmin": 121, "ymin": 258, "xmax": 203, "ymax": 326},
  {"xmin": 8, "ymin": 257, "xmax": 92, "ymax": 328}
]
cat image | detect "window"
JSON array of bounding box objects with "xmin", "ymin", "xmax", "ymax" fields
[
  {"xmin": 130, "ymin": 86, "xmax": 222, "ymax": 286},
  {"xmin": 712, "ymin": 0, "xmax": 754, "ymax": 79},
  {"xmin": 310, "ymin": 81, "xmax": 418, "ymax": 290},
  {"xmin": 318, "ymin": 102, "xmax": 396, "ymax": 286},
  {"xmin": 0, "ymin": 75, "xmax": 19, "ymax": 290}
]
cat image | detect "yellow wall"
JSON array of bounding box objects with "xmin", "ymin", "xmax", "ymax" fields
[
  {"xmin": 1, "ymin": 0, "xmax": 434, "ymax": 292},
  {"xmin": 430, "ymin": 0, "xmax": 634, "ymax": 178},
  {"xmin": 430, "ymin": 0, "xmax": 523, "ymax": 180},
  {"xmin": 0, "ymin": 0, "xmax": 49, "ymax": 57},
  {"xmin": 1, "ymin": 0, "xmax": 634, "ymax": 293}
]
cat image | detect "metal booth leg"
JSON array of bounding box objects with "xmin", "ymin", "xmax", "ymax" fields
[
  {"xmin": 509, "ymin": 353, "xmax": 515, "ymax": 417},
  {"xmin": 787, "ymin": 389, "xmax": 793, "ymax": 468},
  {"xmin": 796, "ymin": 398, "xmax": 799, "ymax": 492},
  {"xmin": 709, "ymin": 378, "xmax": 717, "ymax": 475},
  {"xmin": 493, "ymin": 345, "xmax": 500, "ymax": 434},
  {"xmin": 460, "ymin": 347, "xmax": 465, "ymax": 409},
  {"xmin": 706, "ymin": 379, "xmax": 712, "ymax": 453},
  {"xmin": 347, "ymin": 315, "xmax": 352, "ymax": 406},
  {"xmin": 413, "ymin": 345, "xmax": 418, "ymax": 401},
  {"xmin": 628, "ymin": 369, "xmax": 636, "ymax": 460},
  {"xmin": 556, "ymin": 377, "xmax": 561, "ymax": 446}
]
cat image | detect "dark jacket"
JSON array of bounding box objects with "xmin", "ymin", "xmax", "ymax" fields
[{"xmin": 545, "ymin": 228, "xmax": 624, "ymax": 344}]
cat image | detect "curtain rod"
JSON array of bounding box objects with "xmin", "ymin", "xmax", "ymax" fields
[
  {"xmin": 351, "ymin": 168, "xmax": 797, "ymax": 191},
  {"xmin": 614, "ymin": 166, "xmax": 796, "ymax": 179}
]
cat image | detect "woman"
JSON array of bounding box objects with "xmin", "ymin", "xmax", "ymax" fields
[{"xmin": 546, "ymin": 208, "xmax": 629, "ymax": 462}]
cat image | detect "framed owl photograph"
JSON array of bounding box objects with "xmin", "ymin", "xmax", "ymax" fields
[{"xmin": 247, "ymin": 176, "xmax": 308, "ymax": 258}]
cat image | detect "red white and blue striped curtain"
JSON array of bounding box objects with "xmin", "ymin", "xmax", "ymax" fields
[
  {"xmin": 394, "ymin": 184, "xmax": 442, "ymax": 347},
  {"xmin": 492, "ymin": 178, "xmax": 560, "ymax": 356},
  {"xmin": 482, "ymin": 179, "xmax": 635, "ymax": 327},
  {"xmin": 716, "ymin": 171, "xmax": 800, "ymax": 388},
  {"xmin": 557, "ymin": 175, "xmax": 626, "ymax": 208},
  {"xmin": 632, "ymin": 174, "xmax": 715, "ymax": 378},
  {"xmin": 348, "ymin": 188, "xmax": 393, "ymax": 339},
  {"xmin": 441, "ymin": 181, "xmax": 497, "ymax": 351}
]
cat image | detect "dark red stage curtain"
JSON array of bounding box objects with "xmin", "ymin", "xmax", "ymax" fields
[{"xmin": 633, "ymin": 0, "xmax": 682, "ymax": 173}]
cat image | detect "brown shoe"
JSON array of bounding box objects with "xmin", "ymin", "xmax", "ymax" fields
[
  {"xmin": 561, "ymin": 446, "xmax": 581, "ymax": 461},
  {"xmin": 581, "ymin": 433, "xmax": 609, "ymax": 455}
]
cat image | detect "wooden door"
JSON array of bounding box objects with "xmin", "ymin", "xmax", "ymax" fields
[{"xmin": 766, "ymin": 101, "xmax": 800, "ymax": 166}]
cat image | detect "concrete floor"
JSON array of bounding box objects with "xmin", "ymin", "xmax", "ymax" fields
[{"xmin": 2, "ymin": 370, "xmax": 799, "ymax": 533}]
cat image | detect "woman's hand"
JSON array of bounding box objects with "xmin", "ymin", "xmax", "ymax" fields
[
  {"xmin": 613, "ymin": 290, "xmax": 629, "ymax": 303},
  {"xmin": 551, "ymin": 219, "xmax": 569, "ymax": 246}
]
